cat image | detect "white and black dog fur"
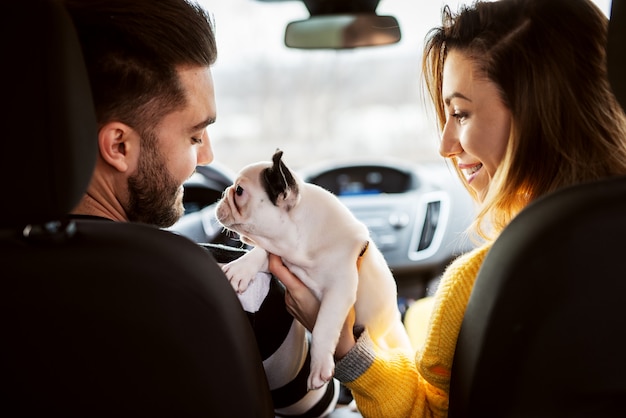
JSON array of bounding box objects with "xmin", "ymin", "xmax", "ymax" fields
[{"xmin": 216, "ymin": 149, "xmax": 411, "ymax": 390}]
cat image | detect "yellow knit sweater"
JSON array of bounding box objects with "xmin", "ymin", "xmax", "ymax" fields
[{"xmin": 334, "ymin": 244, "xmax": 491, "ymax": 418}]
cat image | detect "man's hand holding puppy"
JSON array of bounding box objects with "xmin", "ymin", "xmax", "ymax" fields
[{"xmin": 269, "ymin": 254, "xmax": 357, "ymax": 360}]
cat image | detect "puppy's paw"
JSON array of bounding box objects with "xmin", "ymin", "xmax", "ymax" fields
[
  {"xmin": 221, "ymin": 262, "xmax": 256, "ymax": 294},
  {"xmin": 308, "ymin": 355, "xmax": 335, "ymax": 391}
]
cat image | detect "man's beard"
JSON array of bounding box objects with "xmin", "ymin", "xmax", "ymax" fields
[{"xmin": 126, "ymin": 133, "xmax": 185, "ymax": 228}]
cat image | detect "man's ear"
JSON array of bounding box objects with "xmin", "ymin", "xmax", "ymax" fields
[{"xmin": 98, "ymin": 121, "xmax": 138, "ymax": 173}]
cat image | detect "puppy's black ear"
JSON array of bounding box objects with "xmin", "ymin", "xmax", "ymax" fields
[{"xmin": 262, "ymin": 149, "xmax": 300, "ymax": 209}]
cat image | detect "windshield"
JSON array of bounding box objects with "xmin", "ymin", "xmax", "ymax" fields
[{"xmin": 200, "ymin": 0, "xmax": 612, "ymax": 172}]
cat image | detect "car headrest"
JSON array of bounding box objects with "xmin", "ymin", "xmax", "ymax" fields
[{"xmin": 1, "ymin": 0, "xmax": 97, "ymax": 229}]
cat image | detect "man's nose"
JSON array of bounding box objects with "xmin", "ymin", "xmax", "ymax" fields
[{"xmin": 197, "ymin": 130, "xmax": 214, "ymax": 165}]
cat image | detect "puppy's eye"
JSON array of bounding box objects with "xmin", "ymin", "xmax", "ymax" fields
[{"xmin": 235, "ymin": 185, "xmax": 244, "ymax": 196}]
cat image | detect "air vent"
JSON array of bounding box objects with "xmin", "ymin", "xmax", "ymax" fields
[
  {"xmin": 408, "ymin": 191, "xmax": 449, "ymax": 262},
  {"xmin": 417, "ymin": 201, "xmax": 441, "ymax": 251}
]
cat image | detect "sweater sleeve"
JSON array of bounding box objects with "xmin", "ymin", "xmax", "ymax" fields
[
  {"xmin": 335, "ymin": 330, "xmax": 448, "ymax": 418},
  {"xmin": 333, "ymin": 244, "xmax": 491, "ymax": 418}
]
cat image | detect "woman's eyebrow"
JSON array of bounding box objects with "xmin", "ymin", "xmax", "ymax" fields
[{"xmin": 444, "ymin": 92, "xmax": 472, "ymax": 106}]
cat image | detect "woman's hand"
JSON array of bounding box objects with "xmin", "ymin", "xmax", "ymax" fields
[{"xmin": 268, "ymin": 254, "xmax": 357, "ymax": 359}]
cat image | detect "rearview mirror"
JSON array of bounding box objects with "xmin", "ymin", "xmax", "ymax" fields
[{"xmin": 285, "ymin": 14, "xmax": 401, "ymax": 49}]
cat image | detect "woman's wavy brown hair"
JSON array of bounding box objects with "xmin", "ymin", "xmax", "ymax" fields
[{"xmin": 422, "ymin": 0, "xmax": 626, "ymax": 240}]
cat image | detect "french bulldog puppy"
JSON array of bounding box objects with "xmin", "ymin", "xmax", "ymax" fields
[{"xmin": 215, "ymin": 149, "xmax": 412, "ymax": 390}]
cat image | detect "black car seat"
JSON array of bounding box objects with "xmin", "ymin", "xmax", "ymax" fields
[
  {"xmin": 0, "ymin": 1, "xmax": 273, "ymax": 417},
  {"xmin": 448, "ymin": 1, "xmax": 626, "ymax": 417}
]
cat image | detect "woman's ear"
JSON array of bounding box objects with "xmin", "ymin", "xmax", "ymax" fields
[{"xmin": 97, "ymin": 122, "xmax": 138, "ymax": 173}]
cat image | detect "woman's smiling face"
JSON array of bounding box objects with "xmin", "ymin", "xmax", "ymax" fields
[{"xmin": 439, "ymin": 49, "xmax": 512, "ymax": 200}]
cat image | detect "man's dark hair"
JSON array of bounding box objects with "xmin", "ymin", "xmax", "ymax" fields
[{"xmin": 63, "ymin": 0, "xmax": 217, "ymax": 132}]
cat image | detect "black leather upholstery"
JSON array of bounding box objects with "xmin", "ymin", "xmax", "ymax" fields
[
  {"xmin": 449, "ymin": 175, "xmax": 626, "ymax": 417},
  {"xmin": 2, "ymin": 0, "xmax": 97, "ymax": 228},
  {"xmin": 449, "ymin": 2, "xmax": 626, "ymax": 416},
  {"xmin": 0, "ymin": 1, "xmax": 273, "ymax": 416}
]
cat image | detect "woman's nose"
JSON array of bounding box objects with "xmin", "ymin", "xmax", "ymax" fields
[{"xmin": 439, "ymin": 120, "xmax": 463, "ymax": 158}]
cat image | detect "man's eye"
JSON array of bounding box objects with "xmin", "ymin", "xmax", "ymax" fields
[
  {"xmin": 192, "ymin": 137, "xmax": 202, "ymax": 144},
  {"xmin": 236, "ymin": 185, "xmax": 244, "ymax": 196}
]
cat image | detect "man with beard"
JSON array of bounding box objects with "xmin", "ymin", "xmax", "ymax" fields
[
  {"xmin": 64, "ymin": 0, "xmax": 339, "ymax": 416},
  {"xmin": 67, "ymin": 0, "xmax": 215, "ymax": 227}
]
